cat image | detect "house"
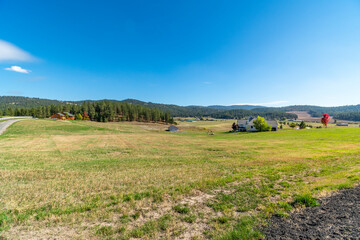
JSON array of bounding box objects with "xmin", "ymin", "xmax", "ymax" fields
[
  {"xmin": 167, "ymin": 125, "xmax": 179, "ymax": 132},
  {"xmin": 237, "ymin": 117, "xmax": 278, "ymax": 132},
  {"xmin": 63, "ymin": 112, "xmax": 75, "ymax": 120},
  {"xmin": 51, "ymin": 113, "xmax": 66, "ymax": 120},
  {"xmin": 51, "ymin": 112, "xmax": 75, "ymax": 120},
  {"xmin": 336, "ymin": 123, "xmax": 348, "ymax": 126}
]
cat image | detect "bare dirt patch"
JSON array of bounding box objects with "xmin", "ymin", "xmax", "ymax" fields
[
  {"xmin": 287, "ymin": 111, "xmax": 325, "ymax": 122},
  {"xmin": 264, "ymin": 185, "xmax": 360, "ymax": 239}
]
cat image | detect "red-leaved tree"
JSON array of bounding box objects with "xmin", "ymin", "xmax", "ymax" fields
[
  {"xmin": 321, "ymin": 113, "xmax": 330, "ymax": 127},
  {"xmin": 83, "ymin": 112, "xmax": 90, "ymax": 121}
]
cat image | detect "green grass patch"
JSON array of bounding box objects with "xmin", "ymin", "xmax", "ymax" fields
[
  {"xmin": 216, "ymin": 216, "xmax": 264, "ymax": 240},
  {"xmin": 173, "ymin": 205, "xmax": 190, "ymax": 214},
  {"xmin": 96, "ymin": 225, "xmax": 114, "ymax": 236},
  {"xmin": 183, "ymin": 214, "xmax": 197, "ymax": 223},
  {"xmin": 292, "ymin": 193, "xmax": 319, "ymax": 207}
]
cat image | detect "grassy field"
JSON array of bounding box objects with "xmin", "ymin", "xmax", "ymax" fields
[{"xmin": 0, "ymin": 119, "xmax": 360, "ymax": 239}]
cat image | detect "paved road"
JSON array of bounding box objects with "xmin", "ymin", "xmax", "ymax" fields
[
  {"xmin": 0, "ymin": 117, "xmax": 33, "ymax": 135},
  {"xmin": 0, "ymin": 116, "xmax": 33, "ymax": 121}
]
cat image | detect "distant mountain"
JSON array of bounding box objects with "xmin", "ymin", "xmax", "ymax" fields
[{"xmin": 207, "ymin": 105, "xmax": 266, "ymax": 110}]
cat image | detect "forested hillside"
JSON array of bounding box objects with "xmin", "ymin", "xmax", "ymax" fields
[
  {"xmin": 1, "ymin": 96, "xmax": 360, "ymax": 121},
  {"xmin": 207, "ymin": 105, "xmax": 265, "ymax": 110},
  {"xmin": 122, "ymin": 99, "xmax": 294, "ymax": 119},
  {"xmin": 0, "ymin": 100, "xmax": 173, "ymax": 123},
  {"xmin": 208, "ymin": 109, "xmax": 296, "ymax": 120},
  {"xmin": 0, "ymin": 96, "xmax": 67, "ymax": 109},
  {"xmin": 256, "ymin": 105, "xmax": 360, "ymax": 121},
  {"xmin": 122, "ymin": 99, "xmax": 221, "ymax": 116}
]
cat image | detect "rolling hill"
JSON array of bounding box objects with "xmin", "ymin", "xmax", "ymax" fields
[
  {"xmin": 207, "ymin": 105, "xmax": 266, "ymax": 110},
  {"xmin": 1, "ymin": 96, "xmax": 360, "ymax": 121}
]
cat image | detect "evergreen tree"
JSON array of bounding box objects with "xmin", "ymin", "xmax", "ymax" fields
[
  {"xmin": 299, "ymin": 121, "xmax": 306, "ymax": 129},
  {"xmin": 7, "ymin": 100, "xmax": 171, "ymax": 124}
]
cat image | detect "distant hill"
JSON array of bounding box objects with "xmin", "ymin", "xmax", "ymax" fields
[
  {"xmin": 122, "ymin": 99, "xmax": 221, "ymax": 117},
  {"xmin": 1, "ymin": 96, "xmax": 360, "ymax": 121},
  {"xmin": 256, "ymin": 105, "xmax": 360, "ymax": 114},
  {"xmin": 207, "ymin": 105, "xmax": 266, "ymax": 110},
  {"xmin": 119, "ymin": 99, "xmax": 295, "ymax": 120},
  {"xmin": 0, "ymin": 96, "xmax": 68, "ymax": 109},
  {"xmin": 255, "ymin": 105, "xmax": 360, "ymax": 121}
]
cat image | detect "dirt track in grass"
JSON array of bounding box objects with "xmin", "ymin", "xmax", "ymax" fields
[{"xmin": 264, "ymin": 185, "xmax": 360, "ymax": 239}]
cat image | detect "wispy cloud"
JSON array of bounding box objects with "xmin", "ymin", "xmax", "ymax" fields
[
  {"xmin": 0, "ymin": 39, "xmax": 35, "ymax": 62},
  {"xmin": 234, "ymin": 101, "xmax": 288, "ymax": 106},
  {"xmin": 203, "ymin": 81, "xmax": 212, "ymax": 85},
  {"xmin": 5, "ymin": 66, "xmax": 31, "ymax": 74}
]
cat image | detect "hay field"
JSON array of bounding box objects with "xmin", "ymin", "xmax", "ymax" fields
[{"xmin": 0, "ymin": 119, "xmax": 360, "ymax": 239}]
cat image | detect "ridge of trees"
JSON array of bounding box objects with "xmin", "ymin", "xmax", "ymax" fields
[
  {"xmin": 0, "ymin": 101, "xmax": 173, "ymax": 123},
  {"xmin": 2, "ymin": 96, "xmax": 360, "ymax": 121}
]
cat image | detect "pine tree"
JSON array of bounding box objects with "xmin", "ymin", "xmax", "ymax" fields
[{"xmin": 299, "ymin": 121, "xmax": 306, "ymax": 129}]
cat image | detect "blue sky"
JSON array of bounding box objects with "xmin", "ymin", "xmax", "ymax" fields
[{"xmin": 0, "ymin": 0, "xmax": 359, "ymax": 106}]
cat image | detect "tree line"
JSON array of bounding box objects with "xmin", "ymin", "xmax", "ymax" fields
[
  {"xmin": 209, "ymin": 109, "xmax": 297, "ymax": 120},
  {"xmin": 0, "ymin": 101, "xmax": 174, "ymax": 123},
  {"xmin": 332, "ymin": 112, "xmax": 360, "ymax": 121},
  {"xmin": 0, "ymin": 101, "xmax": 296, "ymax": 121},
  {"xmin": 2, "ymin": 96, "xmax": 360, "ymax": 121}
]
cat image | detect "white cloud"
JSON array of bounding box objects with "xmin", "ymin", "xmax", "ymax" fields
[
  {"xmin": 0, "ymin": 39, "xmax": 35, "ymax": 62},
  {"xmin": 234, "ymin": 101, "xmax": 288, "ymax": 106},
  {"xmin": 4, "ymin": 66, "xmax": 31, "ymax": 74}
]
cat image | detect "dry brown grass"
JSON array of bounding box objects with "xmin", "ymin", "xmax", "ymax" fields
[{"xmin": 0, "ymin": 119, "xmax": 359, "ymax": 239}]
